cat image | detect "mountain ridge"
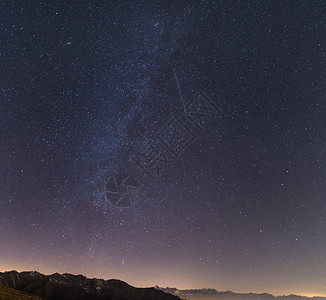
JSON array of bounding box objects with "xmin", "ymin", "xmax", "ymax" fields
[{"xmin": 0, "ymin": 270, "xmax": 181, "ymax": 300}]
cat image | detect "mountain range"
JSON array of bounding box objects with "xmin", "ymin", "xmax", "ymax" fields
[
  {"xmin": 155, "ymin": 287, "xmax": 326, "ymax": 300},
  {"xmin": 1, "ymin": 270, "xmax": 325, "ymax": 300},
  {"xmin": 0, "ymin": 270, "xmax": 181, "ymax": 300}
]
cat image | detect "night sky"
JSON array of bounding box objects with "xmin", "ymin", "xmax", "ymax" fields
[{"xmin": 0, "ymin": 0, "xmax": 325, "ymax": 297}]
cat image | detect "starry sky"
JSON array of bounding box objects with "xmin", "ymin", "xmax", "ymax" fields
[{"xmin": 0, "ymin": 0, "xmax": 325, "ymax": 297}]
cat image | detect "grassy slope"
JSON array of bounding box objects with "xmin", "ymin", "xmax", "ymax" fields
[{"xmin": 0, "ymin": 284, "xmax": 47, "ymax": 300}]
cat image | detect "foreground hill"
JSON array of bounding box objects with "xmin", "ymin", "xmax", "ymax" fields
[
  {"xmin": 0, "ymin": 284, "xmax": 46, "ymax": 300},
  {"xmin": 0, "ymin": 271, "xmax": 181, "ymax": 300}
]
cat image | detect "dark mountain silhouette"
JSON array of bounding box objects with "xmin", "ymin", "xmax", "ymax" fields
[
  {"xmin": 0, "ymin": 271, "xmax": 181, "ymax": 300},
  {"xmin": 155, "ymin": 286, "xmax": 326, "ymax": 300}
]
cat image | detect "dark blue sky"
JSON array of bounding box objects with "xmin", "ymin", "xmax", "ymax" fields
[{"xmin": 0, "ymin": 0, "xmax": 325, "ymax": 296}]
